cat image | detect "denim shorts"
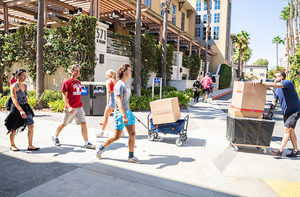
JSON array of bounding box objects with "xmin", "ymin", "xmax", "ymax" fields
[
  {"xmin": 109, "ymin": 93, "xmax": 115, "ymax": 108},
  {"xmin": 114, "ymin": 110, "xmax": 135, "ymax": 130},
  {"xmin": 211, "ymin": 84, "xmax": 215, "ymax": 88}
]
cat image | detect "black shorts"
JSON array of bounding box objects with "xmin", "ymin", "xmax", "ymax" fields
[
  {"xmin": 204, "ymin": 88, "xmax": 210, "ymax": 94},
  {"xmin": 283, "ymin": 112, "xmax": 300, "ymax": 129}
]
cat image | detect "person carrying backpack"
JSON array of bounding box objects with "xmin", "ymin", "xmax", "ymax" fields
[{"xmin": 201, "ymin": 73, "xmax": 213, "ymax": 103}]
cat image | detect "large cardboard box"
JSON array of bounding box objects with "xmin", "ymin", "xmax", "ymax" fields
[
  {"xmin": 230, "ymin": 81, "xmax": 267, "ymax": 118},
  {"xmin": 150, "ymin": 97, "xmax": 181, "ymax": 124},
  {"xmin": 228, "ymin": 108, "xmax": 263, "ymax": 119}
]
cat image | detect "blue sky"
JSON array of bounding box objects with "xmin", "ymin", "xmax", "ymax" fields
[{"xmin": 231, "ymin": 0, "xmax": 288, "ymax": 69}]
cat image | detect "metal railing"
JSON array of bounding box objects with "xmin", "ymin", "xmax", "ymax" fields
[{"xmin": 107, "ymin": 36, "xmax": 130, "ymax": 57}]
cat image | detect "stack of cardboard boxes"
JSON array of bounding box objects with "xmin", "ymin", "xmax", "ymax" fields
[{"xmin": 228, "ymin": 81, "xmax": 267, "ymax": 119}]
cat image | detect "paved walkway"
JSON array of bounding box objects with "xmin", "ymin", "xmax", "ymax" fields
[{"xmin": 0, "ymin": 87, "xmax": 299, "ymax": 197}]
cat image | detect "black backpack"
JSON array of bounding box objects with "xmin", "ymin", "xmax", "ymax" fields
[{"xmin": 5, "ymin": 96, "xmax": 12, "ymax": 111}]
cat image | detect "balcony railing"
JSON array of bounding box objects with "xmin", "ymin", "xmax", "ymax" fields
[{"xmin": 107, "ymin": 35, "xmax": 130, "ymax": 57}]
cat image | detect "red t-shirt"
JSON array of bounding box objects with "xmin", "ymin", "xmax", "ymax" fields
[
  {"xmin": 202, "ymin": 76, "xmax": 213, "ymax": 89},
  {"xmin": 10, "ymin": 78, "xmax": 17, "ymax": 85},
  {"xmin": 61, "ymin": 78, "xmax": 83, "ymax": 108}
]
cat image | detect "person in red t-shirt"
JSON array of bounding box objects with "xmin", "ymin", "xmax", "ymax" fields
[
  {"xmin": 9, "ymin": 73, "xmax": 17, "ymax": 85},
  {"xmin": 51, "ymin": 64, "xmax": 95, "ymax": 149},
  {"xmin": 201, "ymin": 72, "xmax": 213, "ymax": 103}
]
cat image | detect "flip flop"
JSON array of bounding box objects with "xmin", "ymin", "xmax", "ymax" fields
[
  {"xmin": 27, "ymin": 147, "xmax": 40, "ymax": 151},
  {"xmin": 10, "ymin": 147, "xmax": 20, "ymax": 151}
]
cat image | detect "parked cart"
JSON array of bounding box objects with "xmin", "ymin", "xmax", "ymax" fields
[
  {"xmin": 226, "ymin": 115, "xmax": 276, "ymax": 153},
  {"xmin": 147, "ymin": 114, "xmax": 189, "ymax": 146}
]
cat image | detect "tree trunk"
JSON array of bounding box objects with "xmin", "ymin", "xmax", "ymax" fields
[
  {"xmin": 276, "ymin": 42, "xmax": 278, "ymax": 66},
  {"xmin": 204, "ymin": 0, "xmax": 211, "ymax": 74},
  {"xmin": 0, "ymin": 68, "xmax": 4, "ymax": 95},
  {"xmin": 295, "ymin": 0, "xmax": 299, "ymax": 45},
  {"xmin": 162, "ymin": 1, "xmax": 169, "ymax": 87},
  {"xmin": 289, "ymin": 0, "xmax": 295, "ymax": 56},
  {"xmin": 36, "ymin": 0, "xmax": 44, "ymax": 102},
  {"xmin": 286, "ymin": 21, "xmax": 290, "ymax": 72},
  {"xmin": 237, "ymin": 43, "xmax": 242, "ymax": 79},
  {"xmin": 134, "ymin": 0, "xmax": 141, "ymax": 95}
]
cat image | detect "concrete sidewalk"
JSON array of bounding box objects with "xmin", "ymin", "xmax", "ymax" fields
[{"xmin": 0, "ymin": 89, "xmax": 299, "ymax": 197}]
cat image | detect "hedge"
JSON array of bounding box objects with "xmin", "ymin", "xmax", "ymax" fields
[{"xmin": 218, "ymin": 64, "xmax": 232, "ymax": 89}]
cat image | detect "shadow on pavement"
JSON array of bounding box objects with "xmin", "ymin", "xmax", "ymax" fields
[
  {"xmin": 0, "ymin": 152, "xmax": 77, "ymax": 197},
  {"xmin": 144, "ymin": 154, "xmax": 195, "ymax": 169},
  {"xmin": 26, "ymin": 146, "xmax": 86, "ymax": 157}
]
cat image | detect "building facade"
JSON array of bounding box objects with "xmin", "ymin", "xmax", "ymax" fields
[{"xmin": 189, "ymin": 0, "xmax": 232, "ymax": 73}]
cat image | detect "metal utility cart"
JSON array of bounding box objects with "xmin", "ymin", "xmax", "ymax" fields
[
  {"xmin": 226, "ymin": 115, "xmax": 276, "ymax": 153},
  {"xmin": 147, "ymin": 114, "xmax": 189, "ymax": 146}
]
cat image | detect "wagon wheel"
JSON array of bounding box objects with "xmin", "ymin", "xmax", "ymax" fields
[
  {"xmin": 153, "ymin": 132, "xmax": 158, "ymax": 139},
  {"xmin": 176, "ymin": 138, "xmax": 183, "ymax": 147},
  {"xmin": 181, "ymin": 134, "xmax": 187, "ymax": 141},
  {"xmin": 148, "ymin": 132, "xmax": 155, "ymax": 141},
  {"xmin": 262, "ymin": 148, "xmax": 267, "ymax": 154},
  {"xmin": 233, "ymin": 146, "xmax": 239, "ymax": 151}
]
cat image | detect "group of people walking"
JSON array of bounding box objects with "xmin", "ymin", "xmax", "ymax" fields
[
  {"xmin": 192, "ymin": 73, "xmax": 216, "ymax": 103},
  {"xmin": 4, "ymin": 64, "xmax": 142, "ymax": 163},
  {"xmin": 3, "ymin": 66, "xmax": 299, "ymax": 160}
]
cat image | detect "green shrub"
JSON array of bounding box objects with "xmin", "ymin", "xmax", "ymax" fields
[
  {"xmin": 0, "ymin": 95, "xmax": 9, "ymax": 110},
  {"xmin": 141, "ymin": 86, "xmax": 177, "ymax": 96},
  {"xmin": 49, "ymin": 99, "xmax": 65, "ymax": 112},
  {"xmin": 3, "ymin": 86, "xmax": 10, "ymax": 96},
  {"xmin": 27, "ymin": 90, "xmax": 36, "ymax": 98},
  {"xmin": 40, "ymin": 90, "xmax": 63, "ymax": 106},
  {"xmin": 27, "ymin": 96, "xmax": 37, "ymax": 108},
  {"xmin": 218, "ymin": 64, "xmax": 232, "ymax": 89}
]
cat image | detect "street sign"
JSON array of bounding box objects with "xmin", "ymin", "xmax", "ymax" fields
[
  {"xmin": 152, "ymin": 77, "xmax": 162, "ymax": 99},
  {"xmin": 154, "ymin": 78, "xmax": 161, "ymax": 83}
]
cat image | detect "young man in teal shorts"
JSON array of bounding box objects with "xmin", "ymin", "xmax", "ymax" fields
[{"xmin": 96, "ymin": 64, "xmax": 142, "ymax": 163}]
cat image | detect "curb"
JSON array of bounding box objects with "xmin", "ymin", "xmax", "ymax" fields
[{"xmin": 211, "ymin": 90, "xmax": 233, "ymax": 100}]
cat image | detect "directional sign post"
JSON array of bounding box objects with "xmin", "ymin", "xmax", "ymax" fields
[{"xmin": 152, "ymin": 77, "xmax": 162, "ymax": 99}]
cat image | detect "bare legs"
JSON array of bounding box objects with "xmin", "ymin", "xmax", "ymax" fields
[
  {"xmin": 55, "ymin": 122, "xmax": 89, "ymax": 142},
  {"xmin": 279, "ymin": 127, "xmax": 298, "ymax": 152},
  {"xmin": 9, "ymin": 124, "xmax": 38, "ymax": 150},
  {"xmin": 101, "ymin": 107, "xmax": 114, "ymax": 131}
]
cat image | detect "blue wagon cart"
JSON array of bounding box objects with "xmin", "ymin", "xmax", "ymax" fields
[{"xmin": 147, "ymin": 114, "xmax": 189, "ymax": 146}]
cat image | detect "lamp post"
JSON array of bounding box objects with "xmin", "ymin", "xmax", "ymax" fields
[
  {"xmin": 134, "ymin": 0, "xmax": 142, "ymax": 95},
  {"xmin": 162, "ymin": 0, "xmax": 171, "ymax": 87},
  {"xmin": 36, "ymin": 0, "xmax": 44, "ymax": 103}
]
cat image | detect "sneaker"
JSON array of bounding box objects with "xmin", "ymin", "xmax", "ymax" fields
[
  {"xmin": 96, "ymin": 149, "xmax": 103, "ymax": 159},
  {"xmin": 85, "ymin": 143, "xmax": 96, "ymax": 150},
  {"xmin": 95, "ymin": 131, "xmax": 104, "ymax": 138},
  {"xmin": 128, "ymin": 156, "xmax": 143, "ymax": 164},
  {"xmin": 52, "ymin": 136, "xmax": 61, "ymax": 146},
  {"xmin": 286, "ymin": 150, "xmax": 299, "ymax": 157},
  {"xmin": 269, "ymin": 149, "xmax": 282, "ymax": 157}
]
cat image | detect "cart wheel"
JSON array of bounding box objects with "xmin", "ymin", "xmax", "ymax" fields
[
  {"xmin": 181, "ymin": 134, "xmax": 187, "ymax": 141},
  {"xmin": 262, "ymin": 148, "xmax": 267, "ymax": 154},
  {"xmin": 233, "ymin": 146, "xmax": 239, "ymax": 151},
  {"xmin": 148, "ymin": 133, "xmax": 155, "ymax": 141},
  {"xmin": 229, "ymin": 143, "xmax": 234, "ymax": 147},
  {"xmin": 154, "ymin": 132, "xmax": 158, "ymax": 139},
  {"xmin": 175, "ymin": 138, "xmax": 183, "ymax": 147},
  {"xmin": 256, "ymin": 147, "xmax": 260, "ymax": 149}
]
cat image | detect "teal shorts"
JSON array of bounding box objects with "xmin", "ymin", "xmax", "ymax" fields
[{"xmin": 114, "ymin": 110, "xmax": 135, "ymax": 130}]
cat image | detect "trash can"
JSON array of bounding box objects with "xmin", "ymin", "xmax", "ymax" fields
[
  {"xmin": 81, "ymin": 82, "xmax": 106, "ymax": 116},
  {"xmin": 226, "ymin": 115, "xmax": 275, "ymax": 152}
]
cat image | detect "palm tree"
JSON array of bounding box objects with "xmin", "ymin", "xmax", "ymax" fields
[
  {"xmin": 295, "ymin": 0, "xmax": 299, "ymax": 44},
  {"xmin": 36, "ymin": 0, "xmax": 45, "ymax": 103},
  {"xmin": 289, "ymin": 0, "xmax": 295, "ymax": 57},
  {"xmin": 281, "ymin": 4, "xmax": 290, "ymax": 61},
  {"xmin": 204, "ymin": 0, "xmax": 214, "ymax": 74},
  {"xmin": 134, "ymin": 0, "xmax": 141, "ymax": 95},
  {"xmin": 272, "ymin": 36, "xmax": 284, "ymax": 66},
  {"xmin": 234, "ymin": 30, "xmax": 250, "ymax": 78}
]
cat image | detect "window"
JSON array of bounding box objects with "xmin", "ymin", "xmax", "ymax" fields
[
  {"xmin": 196, "ymin": 14, "xmax": 201, "ymax": 24},
  {"xmin": 202, "ymin": 27, "xmax": 206, "ymax": 40},
  {"xmin": 195, "ymin": 27, "xmax": 201, "ymax": 37},
  {"xmin": 203, "ymin": 14, "xmax": 211, "ymax": 23},
  {"xmin": 250, "ymin": 68, "xmax": 253, "ymax": 72},
  {"xmin": 161, "ymin": 2, "xmax": 165, "ymax": 16},
  {"xmin": 196, "ymin": 0, "xmax": 201, "ymax": 11},
  {"xmin": 145, "ymin": 0, "xmax": 151, "ymax": 8},
  {"xmin": 214, "ymin": 26, "xmax": 219, "ymax": 40},
  {"xmin": 214, "ymin": 13, "xmax": 220, "ymax": 23},
  {"xmin": 215, "ymin": 0, "xmax": 220, "ymax": 10},
  {"xmin": 172, "ymin": 4, "xmax": 176, "ymax": 25},
  {"xmin": 204, "ymin": 1, "xmax": 212, "ymax": 11},
  {"xmin": 181, "ymin": 12, "xmax": 185, "ymax": 31}
]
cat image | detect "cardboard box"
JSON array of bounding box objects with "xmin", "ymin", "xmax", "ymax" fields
[
  {"xmin": 228, "ymin": 108, "xmax": 263, "ymax": 119},
  {"xmin": 231, "ymin": 81, "xmax": 267, "ymax": 117},
  {"xmin": 150, "ymin": 97, "xmax": 181, "ymax": 124}
]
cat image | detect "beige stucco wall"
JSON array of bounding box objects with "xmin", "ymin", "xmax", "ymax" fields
[{"xmin": 6, "ymin": 62, "xmax": 68, "ymax": 91}]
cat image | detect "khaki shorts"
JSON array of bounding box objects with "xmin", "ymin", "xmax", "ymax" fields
[{"xmin": 62, "ymin": 107, "xmax": 86, "ymax": 125}]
